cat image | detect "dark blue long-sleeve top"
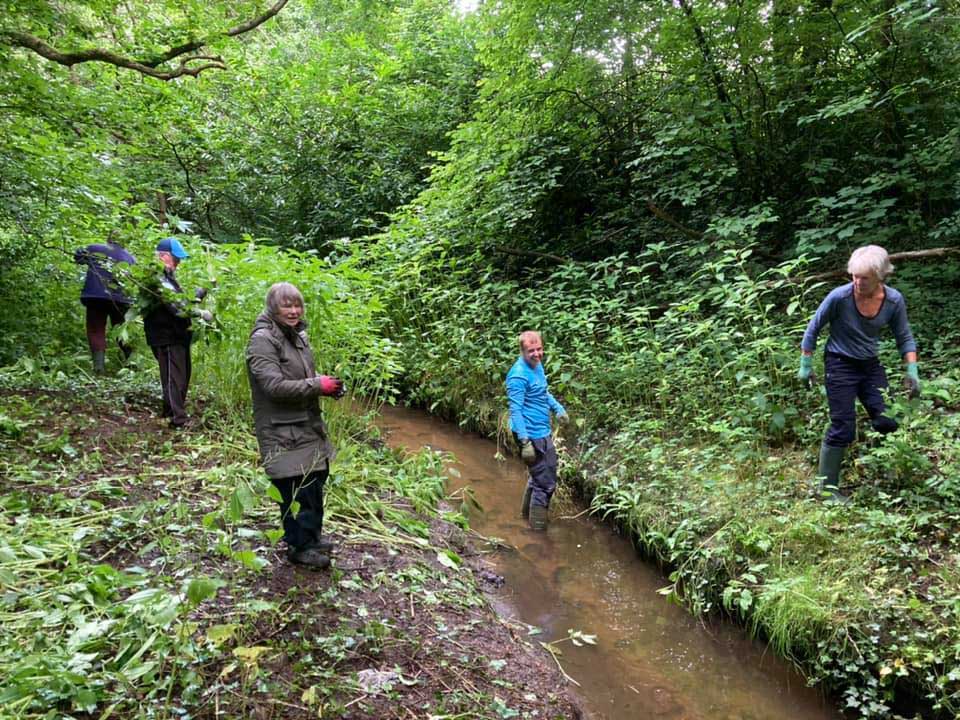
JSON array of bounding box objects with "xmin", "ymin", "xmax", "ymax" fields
[
  {"xmin": 801, "ymin": 283, "xmax": 917, "ymax": 359},
  {"xmin": 75, "ymin": 242, "xmax": 136, "ymax": 304},
  {"xmin": 505, "ymin": 356, "xmax": 565, "ymax": 440}
]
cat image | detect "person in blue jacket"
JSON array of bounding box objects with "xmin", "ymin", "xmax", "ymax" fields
[
  {"xmin": 74, "ymin": 239, "xmax": 136, "ymax": 373},
  {"xmin": 798, "ymin": 245, "xmax": 919, "ymax": 501},
  {"xmin": 506, "ymin": 330, "xmax": 569, "ymax": 530}
]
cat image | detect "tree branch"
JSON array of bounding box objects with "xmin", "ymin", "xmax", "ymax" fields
[
  {"xmin": 492, "ymin": 246, "xmax": 576, "ymax": 265},
  {"xmin": 800, "ymin": 247, "xmax": 960, "ymax": 283},
  {"xmin": 645, "ymin": 199, "xmax": 705, "ymax": 241},
  {"xmin": 0, "ymin": 0, "xmax": 289, "ymax": 80}
]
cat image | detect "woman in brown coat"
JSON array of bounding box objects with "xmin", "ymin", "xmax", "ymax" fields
[{"xmin": 246, "ymin": 282, "xmax": 345, "ymax": 568}]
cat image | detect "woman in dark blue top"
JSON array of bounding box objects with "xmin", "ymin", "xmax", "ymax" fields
[
  {"xmin": 798, "ymin": 245, "xmax": 919, "ymax": 501},
  {"xmin": 74, "ymin": 240, "xmax": 136, "ymax": 373}
]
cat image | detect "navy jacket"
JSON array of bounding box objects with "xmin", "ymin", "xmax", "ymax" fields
[
  {"xmin": 143, "ymin": 270, "xmax": 192, "ymax": 347},
  {"xmin": 75, "ymin": 243, "xmax": 135, "ymax": 304}
]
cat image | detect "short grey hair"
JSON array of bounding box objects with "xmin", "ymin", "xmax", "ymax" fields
[
  {"xmin": 847, "ymin": 245, "xmax": 894, "ymax": 280},
  {"xmin": 265, "ymin": 282, "xmax": 305, "ymax": 318}
]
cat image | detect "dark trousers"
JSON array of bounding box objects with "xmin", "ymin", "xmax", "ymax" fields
[
  {"xmin": 83, "ymin": 299, "xmax": 129, "ymax": 353},
  {"xmin": 515, "ymin": 434, "xmax": 558, "ymax": 508},
  {"xmin": 271, "ymin": 469, "xmax": 328, "ymax": 551},
  {"xmin": 824, "ymin": 351, "xmax": 895, "ymax": 448},
  {"xmin": 151, "ymin": 343, "xmax": 191, "ymax": 426}
]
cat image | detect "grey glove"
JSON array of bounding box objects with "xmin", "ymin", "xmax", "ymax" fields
[
  {"xmin": 194, "ymin": 287, "xmax": 208, "ymax": 301},
  {"xmin": 198, "ymin": 309, "xmax": 214, "ymax": 323},
  {"xmin": 520, "ymin": 439, "xmax": 536, "ymax": 464}
]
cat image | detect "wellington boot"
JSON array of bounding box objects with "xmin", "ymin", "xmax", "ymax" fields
[
  {"xmin": 520, "ymin": 486, "xmax": 532, "ymax": 519},
  {"xmin": 288, "ymin": 546, "xmax": 330, "ymax": 569},
  {"xmin": 816, "ymin": 444, "xmax": 849, "ymax": 504},
  {"xmin": 529, "ymin": 504, "xmax": 548, "ymax": 531},
  {"xmin": 92, "ymin": 350, "xmax": 106, "ymax": 374}
]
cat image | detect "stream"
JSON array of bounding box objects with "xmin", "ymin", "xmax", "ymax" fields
[{"xmin": 379, "ymin": 405, "xmax": 841, "ymax": 720}]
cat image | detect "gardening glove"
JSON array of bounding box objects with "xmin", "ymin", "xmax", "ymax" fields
[
  {"xmin": 520, "ymin": 439, "xmax": 536, "ymax": 465},
  {"xmin": 555, "ymin": 412, "xmax": 570, "ymax": 427},
  {"xmin": 317, "ymin": 375, "xmax": 345, "ymax": 399},
  {"xmin": 797, "ymin": 354, "xmax": 815, "ymax": 388},
  {"xmin": 904, "ymin": 362, "xmax": 920, "ymax": 399},
  {"xmin": 193, "ymin": 308, "xmax": 214, "ymax": 323},
  {"xmin": 194, "ymin": 287, "xmax": 208, "ymax": 301}
]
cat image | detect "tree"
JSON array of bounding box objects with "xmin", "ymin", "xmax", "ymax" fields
[{"xmin": 0, "ymin": 0, "xmax": 290, "ymax": 80}]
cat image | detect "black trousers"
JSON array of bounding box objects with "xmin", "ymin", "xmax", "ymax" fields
[
  {"xmin": 824, "ymin": 351, "xmax": 896, "ymax": 447},
  {"xmin": 514, "ymin": 433, "xmax": 558, "ymax": 508},
  {"xmin": 151, "ymin": 343, "xmax": 191, "ymax": 426},
  {"xmin": 271, "ymin": 468, "xmax": 328, "ymax": 551}
]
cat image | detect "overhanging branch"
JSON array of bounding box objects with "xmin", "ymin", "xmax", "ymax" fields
[
  {"xmin": 1, "ymin": 0, "xmax": 289, "ymax": 80},
  {"xmin": 801, "ymin": 247, "xmax": 960, "ymax": 283}
]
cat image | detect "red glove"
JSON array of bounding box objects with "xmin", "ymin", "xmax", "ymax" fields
[{"xmin": 317, "ymin": 375, "xmax": 345, "ymax": 398}]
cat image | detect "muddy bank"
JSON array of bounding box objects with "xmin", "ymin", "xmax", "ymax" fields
[{"xmin": 0, "ymin": 383, "xmax": 582, "ymax": 719}]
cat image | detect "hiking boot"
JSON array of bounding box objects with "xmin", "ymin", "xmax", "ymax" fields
[
  {"xmin": 529, "ymin": 504, "xmax": 548, "ymax": 531},
  {"xmin": 520, "ymin": 486, "xmax": 532, "ymax": 519},
  {"xmin": 314, "ymin": 536, "xmax": 335, "ymax": 553},
  {"xmin": 288, "ymin": 545, "xmax": 330, "ymax": 569}
]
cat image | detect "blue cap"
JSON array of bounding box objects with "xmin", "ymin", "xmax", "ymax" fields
[{"xmin": 156, "ymin": 237, "xmax": 189, "ymax": 259}]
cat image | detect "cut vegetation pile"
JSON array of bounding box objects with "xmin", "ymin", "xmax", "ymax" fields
[{"xmin": 0, "ymin": 377, "xmax": 581, "ymax": 719}]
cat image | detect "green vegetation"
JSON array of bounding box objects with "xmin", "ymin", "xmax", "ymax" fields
[
  {"xmin": 0, "ymin": 377, "xmax": 577, "ymax": 719},
  {"xmin": 4, "ymin": 0, "xmax": 960, "ymax": 717}
]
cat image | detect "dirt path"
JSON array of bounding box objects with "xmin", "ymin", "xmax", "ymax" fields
[{"xmin": 0, "ymin": 385, "xmax": 583, "ymax": 719}]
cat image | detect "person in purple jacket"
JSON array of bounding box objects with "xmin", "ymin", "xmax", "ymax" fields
[
  {"xmin": 74, "ymin": 239, "xmax": 136, "ymax": 373},
  {"xmin": 798, "ymin": 245, "xmax": 919, "ymax": 501}
]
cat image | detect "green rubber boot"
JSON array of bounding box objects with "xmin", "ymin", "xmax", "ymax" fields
[
  {"xmin": 529, "ymin": 504, "xmax": 548, "ymax": 531},
  {"xmin": 520, "ymin": 486, "xmax": 532, "ymax": 519},
  {"xmin": 92, "ymin": 350, "xmax": 106, "ymax": 374},
  {"xmin": 817, "ymin": 443, "xmax": 849, "ymax": 505}
]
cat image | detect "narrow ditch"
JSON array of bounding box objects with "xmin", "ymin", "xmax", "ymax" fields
[{"xmin": 380, "ymin": 404, "xmax": 841, "ymax": 720}]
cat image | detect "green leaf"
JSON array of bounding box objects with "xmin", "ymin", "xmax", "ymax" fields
[
  {"xmin": 436, "ymin": 549, "xmax": 462, "ymax": 569},
  {"xmin": 186, "ymin": 577, "xmax": 225, "ymax": 606}
]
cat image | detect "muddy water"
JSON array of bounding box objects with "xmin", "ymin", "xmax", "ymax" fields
[{"xmin": 379, "ymin": 405, "xmax": 840, "ymax": 720}]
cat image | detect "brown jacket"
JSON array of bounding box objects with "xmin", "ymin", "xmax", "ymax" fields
[{"xmin": 245, "ymin": 313, "xmax": 334, "ymax": 478}]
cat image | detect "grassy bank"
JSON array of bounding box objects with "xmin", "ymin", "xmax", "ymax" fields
[
  {"xmin": 0, "ymin": 370, "xmax": 581, "ymax": 719},
  {"xmin": 368, "ymin": 237, "xmax": 960, "ymax": 719}
]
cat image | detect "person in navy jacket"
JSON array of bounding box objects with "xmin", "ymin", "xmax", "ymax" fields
[
  {"xmin": 74, "ymin": 239, "xmax": 136, "ymax": 373},
  {"xmin": 505, "ymin": 330, "xmax": 569, "ymax": 530},
  {"xmin": 141, "ymin": 237, "xmax": 210, "ymax": 429},
  {"xmin": 798, "ymin": 245, "xmax": 919, "ymax": 501}
]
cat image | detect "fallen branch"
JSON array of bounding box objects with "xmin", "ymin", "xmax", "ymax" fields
[
  {"xmin": 799, "ymin": 247, "xmax": 960, "ymax": 283},
  {"xmin": 645, "ymin": 200, "xmax": 705, "ymax": 241},
  {"xmin": 492, "ymin": 245, "xmax": 575, "ymax": 265}
]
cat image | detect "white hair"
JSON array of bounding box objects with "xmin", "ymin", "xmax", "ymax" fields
[{"xmin": 847, "ymin": 245, "xmax": 894, "ymax": 280}]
